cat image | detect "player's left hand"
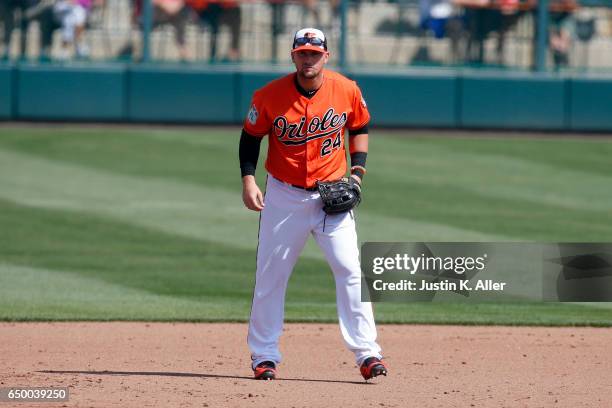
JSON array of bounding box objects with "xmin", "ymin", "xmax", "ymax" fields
[
  {"xmin": 317, "ymin": 177, "xmax": 361, "ymax": 215},
  {"xmin": 242, "ymin": 176, "xmax": 265, "ymax": 212}
]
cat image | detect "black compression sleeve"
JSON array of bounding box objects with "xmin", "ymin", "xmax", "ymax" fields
[
  {"xmin": 350, "ymin": 151, "xmax": 367, "ymax": 168},
  {"xmin": 239, "ymin": 129, "xmax": 262, "ymax": 177},
  {"xmin": 350, "ymin": 152, "xmax": 367, "ymax": 179},
  {"xmin": 349, "ymin": 124, "xmax": 369, "ymax": 136}
]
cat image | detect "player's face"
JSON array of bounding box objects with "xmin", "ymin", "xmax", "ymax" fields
[{"xmin": 292, "ymin": 50, "xmax": 329, "ymax": 79}]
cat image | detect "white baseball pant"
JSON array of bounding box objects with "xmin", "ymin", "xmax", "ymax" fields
[{"xmin": 248, "ymin": 175, "xmax": 382, "ymax": 369}]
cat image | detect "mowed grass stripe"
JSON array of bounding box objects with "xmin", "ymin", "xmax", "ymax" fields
[
  {"xmin": 360, "ymin": 180, "xmax": 612, "ymax": 241},
  {"xmin": 408, "ymin": 133, "xmax": 612, "ymax": 178},
  {"xmin": 3, "ymin": 126, "xmax": 610, "ymax": 179},
  {"xmin": 0, "ymin": 127, "xmax": 609, "ymax": 246},
  {"xmin": 0, "ymin": 127, "xmax": 608, "ymax": 244},
  {"xmin": 4, "ymin": 126, "xmax": 610, "ymax": 211},
  {"xmin": 0, "ymin": 263, "xmax": 251, "ymax": 321},
  {"xmin": 0, "ymin": 198, "xmax": 336, "ymax": 303},
  {"xmin": 0, "ymin": 126, "xmax": 611, "ymax": 324},
  {"xmin": 371, "ymin": 136, "xmax": 612, "ymax": 212},
  {"xmin": 1, "ymin": 126, "xmax": 611, "ymax": 242},
  {"xmin": 0, "ymin": 146, "xmax": 266, "ymax": 255},
  {"xmin": 3, "ymin": 127, "xmax": 611, "ymax": 212},
  {"xmin": 0, "ymin": 127, "xmax": 240, "ymax": 192},
  {"xmin": 374, "ymin": 302, "xmax": 612, "ymax": 326},
  {"xmin": 364, "ymin": 139, "xmax": 612, "ymax": 241},
  {"xmin": 1, "ymin": 262, "xmax": 611, "ymax": 324},
  {"xmin": 0, "ymin": 148, "xmax": 515, "ymax": 256}
]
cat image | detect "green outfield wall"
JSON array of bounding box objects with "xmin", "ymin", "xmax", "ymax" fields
[
  {"xmin": 0, "ymin": 66, "xmax": 13, "ymax": 119},
  {"xmin": 128, "ymin": 66, "xmax": 236, "ymax": 123},
  {"xmin": 350, "ymin": 71, "xmax": 458, "ymax": 127},
  {"xmin": 16, "ymin": 64, "xmax": 126, "ymax": 121},
  {"xmin": 569, "ymin": 77, "xmax": 612, "ymax": 131},
  {"xmin": 460, "ymin": 74, "xmax": 567, "ymax": 129},
  {"xmin": 1, "ymin": 63, "xmax": 611, "ymax": 132}
]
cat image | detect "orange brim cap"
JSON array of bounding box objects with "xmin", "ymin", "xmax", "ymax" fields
[{"xmin": 291, "ymin": 45, "xmax": 327, "ymax": 54}]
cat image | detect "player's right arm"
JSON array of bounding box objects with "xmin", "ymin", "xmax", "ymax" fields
[
  {"xmin": 239, "ymin": 91, "xmax": 271, "ymax": 212},
  {"xmin": 240, "ymin": 130, "xmax": 265, "ymax": 211}
]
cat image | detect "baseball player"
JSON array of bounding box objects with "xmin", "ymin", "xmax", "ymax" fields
[{"xmin": 239, "ymin": 28, "xmax": 387, "ymax": 381}]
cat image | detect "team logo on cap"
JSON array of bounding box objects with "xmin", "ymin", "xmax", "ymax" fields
[{"xmin": 303, "ymin": 32, "xmax": 318, "ymax": 47}]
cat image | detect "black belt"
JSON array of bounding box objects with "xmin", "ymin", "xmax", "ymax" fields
[
  {"xmin": 273, "ymin": 176, "xmax": 318, "ymax": 191},
  {"xmin": 292, "ymin": 184, "xmax": 318, "ymax": 192}
]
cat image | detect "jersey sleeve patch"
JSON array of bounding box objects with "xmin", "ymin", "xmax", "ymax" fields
[{"xmin": 247, "ymin": 104, "xmax": 259, "ymax": 126}]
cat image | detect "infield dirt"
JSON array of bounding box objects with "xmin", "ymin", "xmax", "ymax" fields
[{"xmin": 1, "ymin": 323, "xmax": 611, "ymax": 407}]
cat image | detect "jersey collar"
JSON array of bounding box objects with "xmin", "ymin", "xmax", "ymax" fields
[{"xmin": 293, "ymin": 72, "xmax": 326, "ymax": 99}]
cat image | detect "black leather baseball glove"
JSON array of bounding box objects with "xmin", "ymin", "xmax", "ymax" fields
[{"xmin": 317, "ymin": 177, "xmax": 362, "ymax": 215}]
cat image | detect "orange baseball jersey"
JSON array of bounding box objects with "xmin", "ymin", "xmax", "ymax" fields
[{"xmin": 243, "ymin": 69, "xmax": 370, "ymax": 188}]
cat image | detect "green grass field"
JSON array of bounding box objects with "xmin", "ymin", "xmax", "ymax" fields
[{"xmin": 0, "ymin": 125, "xmax": 611, "ymax": 325}]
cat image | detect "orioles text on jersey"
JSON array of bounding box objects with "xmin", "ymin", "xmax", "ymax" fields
[{"xmin": 273, "ymin": 108, "xmax": 347, "ymax": 146}]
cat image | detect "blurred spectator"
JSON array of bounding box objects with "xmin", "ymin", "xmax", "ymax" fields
[
  {"xmin": 119, "ymin": 0, "xmax": 192, "ymax": 61},
  {"xmin": 573, "ymin": 9, "xmax": 595, "ymax": 65},
  {"xmin": 1, "ymin": 0, "xmax": 57, "ymax": 61},
  {"xmin": 28, "ymin": 1, "xmax": 57, "ymax": 62},
  {"xmin": 454, "ymin": 0, "xmax": 499, "ymax": 64},
  {"xmin": 151, "ymin": 0, "xmax": 192, "ymax": 60},
  {"xmin": 411, "ymin": 0, "xmax": 464, "ymax": 64},
  {"xmin": 420, "ymin": 0, "xmax": 454, "ymax": 39},
  {"xmin": 1, "ymin": 0, "xmax": 33, "ymax": 60},
  {"xmin": 453, "ymin": 0, "xmax": 522, "ymax": 65},
  {"xmin": 268, "ymin": 0, "xmax": 285, "ymax": 62},
  {"xmin": 188, "ymin": 0, "xmax": 241, "ymax": 62},
  {"xmin": 549, "ymin": 0, "xmax": 577, "ymax": 68},
  {"xmin": 549, "ymin": 13, "xmax": 572, "ymax": 67},
  {"xmin": 53, "ymin": 0, "xmax": 104, "ymax": 59}
]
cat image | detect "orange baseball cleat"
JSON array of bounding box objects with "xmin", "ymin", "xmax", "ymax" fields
[
  {"xmin": 253, "ymin": 361, "xmax": 277, "ymax": 380},
  {"xmin": 360, "ymin": 357, "xmax": 388, "ymax": 381}
]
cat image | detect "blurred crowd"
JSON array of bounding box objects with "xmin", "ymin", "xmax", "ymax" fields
[
  {"xmin": 0, "ymin": 0, "xmax": 603, "ymax": 68},
  {"xmin": 1, "ymin": 0, "xmax": 106, "ymax": 61},
  {"xmin": 415, "ymin": 0, "xmax": 589, "ymax": 68},
  {"xmin": 0, "ymin": 0, "xmax": 357, "ymax": 63}
]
